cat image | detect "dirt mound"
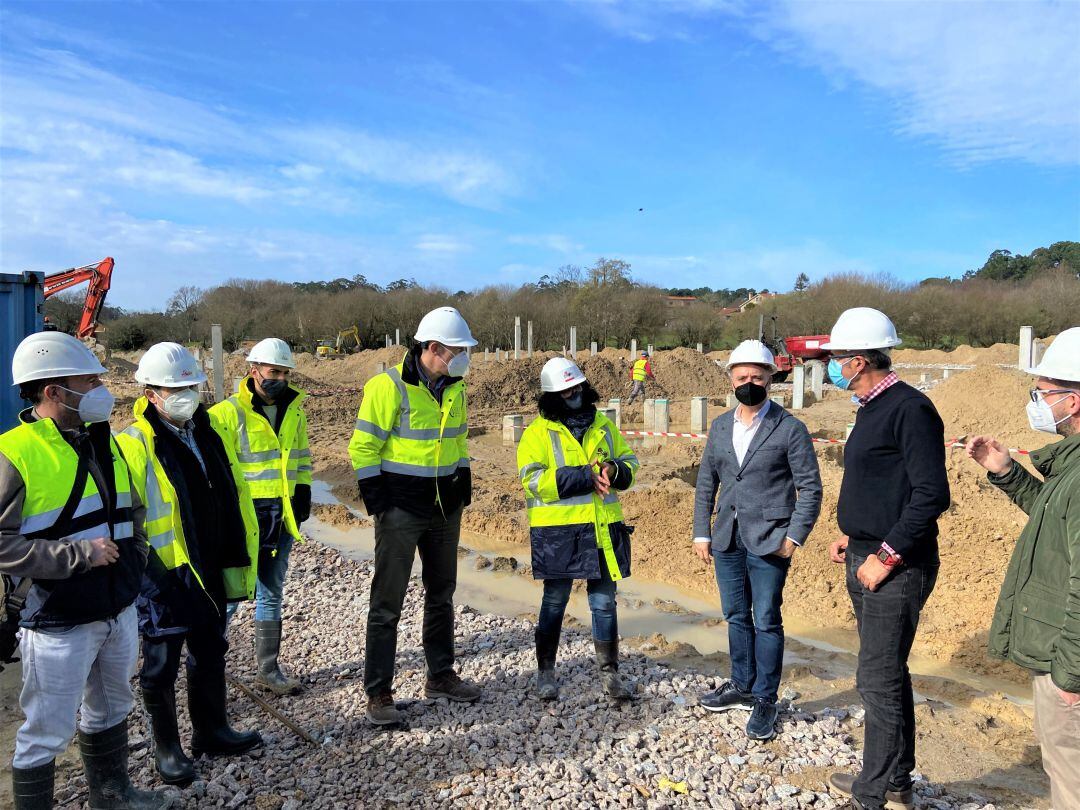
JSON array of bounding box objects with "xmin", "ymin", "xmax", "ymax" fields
[
  {"xmin": 294, "ymin": 347, "xmax": 407, "ymax": 389},
  {"xmin": 651, "ymin": 348, "xmax": 730, "ymax": 399},
  {"xmin": 893, "ymin": 343, "xmax": 1019, "ymax": 366}
]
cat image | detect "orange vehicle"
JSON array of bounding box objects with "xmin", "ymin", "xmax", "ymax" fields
[
  {"xmin": 43, "ymin": 257, "xmax": 115, "ymax": 339},
  {"xmin": 760, "ymin": 315, "xmax": 829, "ymax": 382}
]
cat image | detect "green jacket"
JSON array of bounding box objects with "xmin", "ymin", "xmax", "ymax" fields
[{"xmin": 987, "ymin": 433, "xmax": 1080, "ymax": 693}]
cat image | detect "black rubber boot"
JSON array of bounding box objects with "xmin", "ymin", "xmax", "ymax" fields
[
  {"xmin": 142, "ymin": 687, "xmax": 196, "ymax": 786},
  {"xmin": 594, "ymin": 639, "xmax": 633, "ymax": 701},
  {"xmin": 254, "ymin": 620, "xmax": 302, "ymax": 695},
  {"xmin": 78, "ymin": 720, "xmax": 169, "ymax": 810},
  {"xmin": 534, "ymin": 628, "xmax": 561, "ymax": 700},
  {"xmin": 12, "ymin": 760, "xmax": 54, "ymax": 810},
  {"xmin": 188, "ymin": 667, "xmax": 263, "ymax": 758}
]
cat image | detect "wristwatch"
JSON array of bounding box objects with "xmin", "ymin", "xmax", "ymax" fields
[{"xmin": 876, "ymin": 545, "xmax": 903, "ymax": 568}]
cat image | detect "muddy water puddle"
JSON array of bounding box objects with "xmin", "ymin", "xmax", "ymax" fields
[{"xmin": 308, "ymin": 480, "xmax": 1029, "ymax": 705}]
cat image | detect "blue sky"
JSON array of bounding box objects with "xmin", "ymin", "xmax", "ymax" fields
[{"xmin": 1, "ymin": 0, "xmax": 1078, "ymax": 310}]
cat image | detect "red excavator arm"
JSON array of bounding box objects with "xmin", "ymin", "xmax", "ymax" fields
[{"xmin": 43, "ymin": 258, "xmax": 115, "ymax": 340}]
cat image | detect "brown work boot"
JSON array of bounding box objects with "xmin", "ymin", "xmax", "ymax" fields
[
  {"xmin": 827, "ymin": 773, "xmax": 914, "ymax": 810},
  {"xmin": 425, "ymin": 670, "xmax": 482, "ymax": 703},
  {"xmin": 365, "ymin": 692, "xmax": 403, "ymax": 726}
]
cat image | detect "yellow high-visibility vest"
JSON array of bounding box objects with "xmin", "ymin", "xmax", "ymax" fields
[
  {"xmin": 516, "ymin": 413, "xmax": 639, "ymax": 580},
  {"xmin": 209, "ymin": 381, "xmax": 311, "ymax": 541},
  {"xmin": 632, "ymin": 359, "xmax": 649, "ymax": 382}
]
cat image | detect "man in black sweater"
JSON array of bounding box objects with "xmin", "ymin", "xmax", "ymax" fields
[{"xmin": 821, "ymin": 308, "xmax": 951, "ymax": 810}]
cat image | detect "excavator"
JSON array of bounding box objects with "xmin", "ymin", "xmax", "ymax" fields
[
  {"xmin": 316, "ymin": 325, "xmax": 362, "ymax": 359},
  {"xmin": 43, "ymin": 257, "xmax": 115, "ymax": 340}
]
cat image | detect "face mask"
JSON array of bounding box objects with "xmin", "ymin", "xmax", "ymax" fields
[
  {"xmin": 257, "ymin": 374, "xmax": 288, "ymax": 400},
  {"xmin": 734, "ymin": 382, "xmax": 768, "ymax": 407},
  {"xmin": 1026, "ymin": 394, "xmax": 1071, "ymax": 435},
  {"xmin": 57, "ymin": 384, "xmax": 115, "ymax": 424},
  {"xmin": 443, "ymin": 349, "xmax": 470, "ymax": 378},
  {"xmin": 828, "ymin": 358, "xmax": 858, "ymax": 391},
  {"xmin": 564, "ymin": 393, "xmax": 584, "ymax": 410},
  {"xmin": 158, "ymin": 388, "xmax": 200, "ymax": 422}
]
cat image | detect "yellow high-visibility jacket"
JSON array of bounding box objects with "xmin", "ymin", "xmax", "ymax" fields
[{"xmin": 517, "ymin": 411, "xmax": 639, "ymax": 581}]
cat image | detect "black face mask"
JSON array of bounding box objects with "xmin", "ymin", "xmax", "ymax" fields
[
  {"xmin": 258, "ymin": 375, "xmax": 288, "ymax": 400},
  {"xmin": 734, "ymin": 382, "xmax": 768, "ymax": 407}
]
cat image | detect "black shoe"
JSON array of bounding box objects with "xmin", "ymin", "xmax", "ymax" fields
[
  {"xmin": 188, "ymin": 668, "xmax": 263, "ymax": 758},
  {"xmin": 700, "ymin": 680, "xmax": 754, "ymax": 713},
  {"xmin": 594, "ymin": 639, "xmax": 633, "ymax": 701},
  {"xmin": 142, "ymin": 687, "xmax": 196, "ymax": 786},
  {"xmin": 78, "ymin": 720, "xmax": 169, "ymax": 810},
  {"xmin": 254, "ymin": 620, "xmax": 302, "ymax": 695},
  {"xmin": 12, "ymin": 760, "xmax": 54, "ymax": 810},
  {"xmin": 746, "ymin": 699, "xmax": 779, "ymax": 740},
  {"xmin": 827, "ymin": 773, "xmax": 914, "ymax": 810}
]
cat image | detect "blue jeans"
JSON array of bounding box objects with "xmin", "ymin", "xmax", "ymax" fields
[
  {"xmin": 226, "ymin": 534, "xmax": 295, "ymax": 622},
  {"xmin": 713, "ymin": 528, "xmax": 791, "ymax": 703},
  {"xmin": 537, "ymin": 556, "xmax": 618, "ymax": 642}
]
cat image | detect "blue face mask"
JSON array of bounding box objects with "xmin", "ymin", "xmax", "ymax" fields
[{"xmin": 828, "ymin": 358, "xmax": 854, "ymax": 390}]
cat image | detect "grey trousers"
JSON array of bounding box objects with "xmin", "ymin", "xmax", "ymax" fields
[
  {"xmin": 626, "ymin": 380, "xmax": 646, "ymax": 405},
  {"xmin": 364, "ymin": 505, "xmax": 462, "ymax": 696}
]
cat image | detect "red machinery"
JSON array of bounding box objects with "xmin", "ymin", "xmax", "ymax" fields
[
  {"xmin": 43, "ymin": 257, "xmax": 115, "ymax": 339},
  {"xmin": 759, "ymin": 315, "xmax": 829, "ymax": 382}
]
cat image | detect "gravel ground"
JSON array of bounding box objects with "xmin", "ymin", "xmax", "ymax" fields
[{"xmin": 54, "ymin": 542, "xmax": 1001, "ymax": 809}]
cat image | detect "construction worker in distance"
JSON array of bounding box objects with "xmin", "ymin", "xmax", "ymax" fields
[
  {"xmin": 115, "ymin": 343, "xmax": 262, "ymax": 787},
  {"xmin": 0, "ymin": 332, "xmax": 167, "ymax": 810},
  {"xmin": 625, "ymin": 350, "xmax": 654, "ymax": 405},
  {"xmin": 211, "ymin": 338, "xmax": 312, "ymax": 695},
  {"xmin": 519, "ymin": 357, "xmax": 640, "ymax": 702},
  {"xmin": 965, "ymin": 326, "xmax": 1080, "ymax": 810},
  {"xmin": 350, "ymin": 306, "xmax": 481, "ymax": 726}
]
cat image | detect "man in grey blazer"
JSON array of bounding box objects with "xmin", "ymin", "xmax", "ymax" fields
[{"xmin": 693, "ymin": 340, "xmax": 822, "ymax": 740}]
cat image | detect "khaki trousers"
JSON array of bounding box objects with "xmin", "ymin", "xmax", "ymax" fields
[{"xmin": 1033, "ymin": 673, "xmax": 1080, "ymax": 810}]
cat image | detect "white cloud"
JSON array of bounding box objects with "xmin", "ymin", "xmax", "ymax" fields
[
  {"xmin": 507, "ymin": 233, "xmax": 585, "ymax": 254},
  {"xmin": 415, "ymin": 234, "xmax": 472, "ymax": 253},
  {"xmin": 573, "ymin": 0, "xmax": 745, "ymax": 43}
]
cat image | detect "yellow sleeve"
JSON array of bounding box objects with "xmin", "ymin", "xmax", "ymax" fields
[{"xmin": 517, "ymin": 422, "xmax": 560, "ymax": 503}]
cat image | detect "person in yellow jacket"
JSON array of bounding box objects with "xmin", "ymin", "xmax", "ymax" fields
[
  {"xmin": 211, "ymin": 338, "xmax": 311, "ymax": 695},
  {"xmin": 115, "ymin": 343, "xmax": 262, "ymax": 787},
  {"xmin": 349, "ymin": 306, "xmax": 481, "ymax": 726},
  {"xmin": 518, "ymin": 357, "xmax": 640, "ymax": 701},
  {"xmin": 626, "ymin": 350, "xmax": 654, "ymax": 405}
]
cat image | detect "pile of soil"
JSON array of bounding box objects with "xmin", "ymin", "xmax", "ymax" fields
[{"xmin": 892, "ymin": 343, "xmax": 1019, "ymax": 366}]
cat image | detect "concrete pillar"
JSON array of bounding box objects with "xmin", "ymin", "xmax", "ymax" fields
[
  {"xmin": 810, "ymin": 360, "xmax": 824, "ymax": 401},
  {"xmin": 496, "ymin": 349, "xmax": 503, "ymax": 361},
  {"xmin": 769, "ymin": 393, "xmax": 786, "ymax": 408},
  {"xmin": 608, "ymin": 398, "xmax": 622, "ymax": 429},
  {"xmin": 502, "ymin": 415, "xmax": 524, "ymax": 445},
  {"xmin": 643, "ymin": 398, "xmax": 655, "ymax": 429},
  {"xmin": 654, "ymin": 399, "xmax": 670, "ymax": 433},
  {"xmin": 385, "ymin": 334, "xmax": 392, "ymax": 348},
  {"xmin": 590, "ymin": 341, "xmax": 598, "ymax": 356},
  {"xmin": 696, "ymin": 343, "xmax": 703, "ymax": 353},
  {"xmin": 570, "ymin": 327, "xmax": 577, "ymax": 357},
  {"xmin": 845, "ymin": 422, "xmax": 856, "ymax": 439},
  {"xmin": 514, "ymin": 317, "xmax": 521, "ymax": 360},
  {"xmin": 395, "ymin": 328, "xmax": 401, "ymax": 346},
  {"xmin": 1019, "ymin": 326, "xmax": 1034, "ymax": 370},
  {"xmin": 943, "ymin": 367, "xmax": 952, "ymax": 379},
  {"xmin": 1032, "ymin": 340, "xmax": 1045, "ymax": 367},
  {"xmin": 375, "ymin": 361, "xmax": 387, "ymax": 373},
  {"xmin": 233, "ymin": 376, "xmax": 245, "ymax": 394},
  {"xmin": 599, "ymin": 407, "xmax": 617, "ymax": 426},
  {"xmin": 690, "ymin": 396, "xmax": 708, "ymax": 433},
  {"xmin": 527, "ymin": 321, "xmax": 533, "ymax": 357},
  {"xmin": 792, "ymin": 364, "xmax": 806, "ymax": 410},
  {"xmin": 630, "ymin": 339, "xmax": 637, "ymax": 359},
  {"xmin": 484, "ymin": 348, "xmax": 489, "ymax": 361},
  {"xmin": 920, "ymin": 372, "xmax": 930, "ymax": 384},
  {"xmin": 211, "ymin": 324, "xmax": 224, "ymax": 403},
  {"xmin": 647, "ymin": 344, "xmax": 654, "ymax": 356},
  {"xmin": 726, "ymin": 393, "xmax": 736, "ymax": 408}
]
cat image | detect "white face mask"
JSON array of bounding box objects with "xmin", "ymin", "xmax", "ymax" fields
[
  {"xmin": 443, "ymin": 349, "xmax": 470, "ymax": 378},
  {"xmin": 1026, "ymin": 393, "xmax": 1072, "ymax": 435},
  {"xmin": 57, "ymin": 384, "xmax": 115, "ymax": 424},
  {"xmin": 158, "ymin": 388, "xmax": 200, "ymax": 422}
]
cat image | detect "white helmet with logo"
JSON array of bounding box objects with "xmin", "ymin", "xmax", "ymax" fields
[
  {"xmin": 414, "ymin": 307, "xmax": 477, "ymax": 348},
  {"xmin": 821, "ymin": 307, "xmax": 902, "ymax": 351},
  {"xmin": 247, "ymin": 338, "xmax": 295, "ymax": 369},
  {"xmin": 136, "ymin": 342, "xmax": 207, "ymax": 387},
  {"xmin": 541, "ymin": 357, "xmax": 587, "ymax": 393},
  {"xmin": 12, "ymin": 331, "xmax": 107, "ymax": 385},
  {"xmin": 726, "ymin": 339, "xmax": 777, "ymax": 372}
]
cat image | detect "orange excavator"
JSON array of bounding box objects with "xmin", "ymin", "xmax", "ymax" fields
[{"xmin": 43, "ymin": 257, "xmax": 114, "ymax": 339}]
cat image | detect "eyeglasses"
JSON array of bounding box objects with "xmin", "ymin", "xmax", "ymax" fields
[{"xmin": 1029, "ymin": 388, "xmax": 1078, "ymax": 403}]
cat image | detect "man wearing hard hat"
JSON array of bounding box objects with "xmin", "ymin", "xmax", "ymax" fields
[
  {"xmin": 115, "ymin": 343, "xmax": 262, "ymax": 786},
  {"xmin": 965, "ymin": 326, "xmax": 1080, "ymax": 809},
  {"xmin": 349, "ymin": 306, "xmax": 481, "ymax": 725},
  {"xmin": 822, "ymin": 308, "xmax": 950, "ymax": 810},
  {"xmin": 0, "ymin": 332, "xmax": 167, "ymax": 809},
  {"xmin": 625, "ymin": 350, "xmax": 654, "ymax": 405},
  {"xmin": 211, "ymin": 338, "xmax": 312, "ymax": 695},
  {"xmin": 693, "ymin": 340, "xmax": 822, "ymax": 741}
]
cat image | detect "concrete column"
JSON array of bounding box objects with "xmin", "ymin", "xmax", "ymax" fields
[
  {"xmin": 395, "ymin": 328, "xmax": 401, "ymax": 345},
  {"xmin": 647, "ymin": 344, "xmax": 654, "ymax": 356},
  {"xmin": 608, "ymin": 398, "xmax": 622, "ymax": 429},
  {"xmin": 920, "ymin": 372, "xmax": 930, "ymax": 384},
  {"xmin": 690, "ymin": 396, "xmax": 708, "ymax": 433},
  {"xmin": 599, "ymin": 407, "xmax": 617, "ymax": 426},
  {"xmin": 654, "ymin": 399, "xmax": 670, "ymax": 433},
  {"xmin": 385, "ymin": 334, "xmax": 392, "ymax": 348},
  {"xmin": 792, "ymin": 364, "xmax": 806, "ymax": 409},
  {"xmin": 810, "ymin": 360, "xmax": 824, "ymax": 401},
  {"xmin": 696, "ymin": 343, "xmax": 703, "ymax": 353},
  {"xmin": 570, "ymin": 327, "xmax": 577, "ymax": 357},
  {"xmin": 484, "ymin": 348, "xmax": 489, "ymax": 361},
  {"xmin": 726, "ymin": 393, "xmax": 736, "ymax": 408},
  {"xmin": 590, "ymin": 341, "xmax": 598, "ymax": 356},
  {"xmin": 769, "ymin": 393, "xmax": 786, "ymax": 408},
  {"xmin": 496, "ymin": 349, "xmax": 503, "ymax": 361},
  {"xmin": 943, "ymin": 367, "xmax": 952, "ymax": 379},
  {"xmin": 845, "ymin": 422, "xmax": 856, "ymax": 439},
  {"xmin": 514, "ymin": 317, "xmax": 521, "ymax": 360},
  {"xmin": 233, "ymin": 377, "xmax": 244, "ymax": 394},
  {"xmin": 1032, "ymin": 340, "xmax": 1045, "ymax": 367},
  {"xmin": 630, "ymin": 339, "xmax": 637, "ymax": 359},
  {"xmin": 1019, "ymin": 326, "xmax": 1034, "ymax": 370},
  {"xmin": 502, "ymin": 415, "xmax": 524, "ymax": 445},
  {"xmin": 527, "ymin": 321, "xmax": 533, "ymax": 357},
  {"xmin": 211, "ymin": 324, "xmax": 224, "ymax": 403},
  {"xmin": 375, "ymin": 362, "xmax": 387, "ymax": 374},
  {"xmin": 643, "ymin": 398, "xmax": 655, "ymax": 429}
]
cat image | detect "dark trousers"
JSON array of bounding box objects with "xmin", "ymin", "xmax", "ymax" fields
[
  {"xmin": 537, "ymin": 552, "xmax": 618, "ymax": 642},
  {"xmin": 846, "ymin": 552, "xmax": 938, "ymax": 810},
  {"xmin": 712, "ymin": 527, "xmax": 791, "ymax": 703},
  {"xmin": 364, "ymin": 505, "xmax": 462, "ymax": 696},
  {"xmin": 140, "ymin": 591, "xmax": 228, "ymax": 691}
]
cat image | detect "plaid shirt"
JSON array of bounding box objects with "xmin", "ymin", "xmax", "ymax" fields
[{"xmin": 857, "ymin": 371, "xmax": 900, "ymax": 406}]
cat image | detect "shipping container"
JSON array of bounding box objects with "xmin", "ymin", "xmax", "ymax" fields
[{"xmin": 1, "ymin": 272, "xmax": 44, "ymax": 431}]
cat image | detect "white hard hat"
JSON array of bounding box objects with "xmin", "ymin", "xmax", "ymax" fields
[
  {"xmin": 414, "ymin": 307, "xmax": 477, "ymax": 348},
  {"xmin": 246, "ymin": 338, "xmax": 295, "ymax": 369},
  {"xmin": 136, "ymin": 342, "xmax": 207, "ymax": 388},
  {"xmin": 12, "ymin": 331, "xmax": 107, "ymax": 386},
  {"xmin": 541, "ymin": 357, "xmax": 588, "ymax": 393},
  {"xmin": 1027, "ymin": 327, "xmax": 1080, "ymax": 382},
  {"xmin": 820, "ymin": 307, "xmax": 902, "ymax": 351},
  {"xmin": 726, "ymin": 339, "xmax": 777, "ymax": 372}
]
